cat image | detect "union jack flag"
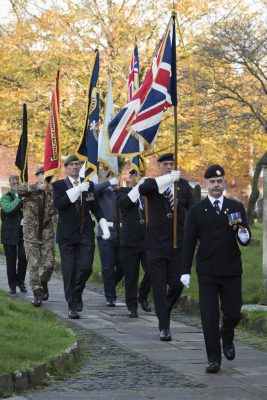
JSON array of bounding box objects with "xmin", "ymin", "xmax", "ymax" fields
[
  {"xmin": 109, "ymin": 16, "xmax": 177, "ymax": 155},
  {"xmin": 128, "ymin": 45, "xmax": 140, "ymax": 102}
]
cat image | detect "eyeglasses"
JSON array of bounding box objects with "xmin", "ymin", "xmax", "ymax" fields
[
  {"xmin": 161, "ymin": 162, "xmax": 175, "ymax": 167},
  {"xmin": 208, "ymin": 178, "xmax": 224, "ymax": 184}
]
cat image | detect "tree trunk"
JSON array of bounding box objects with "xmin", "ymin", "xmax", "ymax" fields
[
  {"xmin": 247, "ymin": 151, "xmax": 267, "ymax": 225},
  {"xmin": 262, "ymin": 164, "xmax": 267, "ymax": 300}
]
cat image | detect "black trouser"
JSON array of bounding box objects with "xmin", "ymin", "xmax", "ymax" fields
[
  {"xmin": 147, "ymin": 249, "xmax": 184, "ymax": 330},
  {"xmin": 59, "ymin": 235, "xmax": 95, "ymax": 308},
  {"xmin": 4, "ymin": 241, "xmax": 27, "ymax": 288},
  {"xmin": 121, "ymin": 245, "xmax": 151, "ymax": 312},
  {"xmin": 198, "ymin": 273, "xmax": 242, "ymax": 364},
  {"xmin": 97, "ymin": 237, "xmax": 123, "ymax": 301}
]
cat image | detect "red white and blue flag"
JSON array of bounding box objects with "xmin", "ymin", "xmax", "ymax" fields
[
  {"xmin": 128, "ymin": 45, "xmax": 140, "ymax": 102},
  {"xmin": 109, "ymin": 16, "xmax": 177, "ymax": 155}
]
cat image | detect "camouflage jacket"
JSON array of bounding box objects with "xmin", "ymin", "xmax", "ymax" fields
[{"xmin": 16, "ymin": 183, "xmax": 56, "ymax": 243}]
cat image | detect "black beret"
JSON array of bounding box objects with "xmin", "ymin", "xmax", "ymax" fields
[
  {"xmin": 157, "ymin": 153, "xmax": 174, "ymax": 162},
  {"xmin": 204, "ymin": 164, "xmax": 225, "ymax": 179},
  {"xmin": 129, "ymin": 169, "xmax": 138, "ymax": 175},
  {"xmin": 35, "ymin": 165, "xmax": 44, "ymax": 176},
  {"xmin": 64, "ymin": 154, "xmax": 80, "ymax": 166}
]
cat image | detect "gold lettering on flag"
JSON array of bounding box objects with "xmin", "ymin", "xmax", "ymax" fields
[{"xmin": 49, "ymin": 103, "xmax": 58, "ymax": 162}]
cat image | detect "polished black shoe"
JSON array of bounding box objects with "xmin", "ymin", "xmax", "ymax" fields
[
  {"xmin": 9, "ymin": 286, "xmax": 16, "ymax": 295},
  {"xmin": 106, "ymin": 299, "xmax": 115, "ymax": 307},
  {"xmin": 128, "ymin": 310, "xmax": 138, "ymax": 318},
  {"xmin": 138, "ymin": 298, "xmax": 151, "ymax": 312},
  {"xmin": 41, "ymin": 281, "xmax": 49, "ymax": 301},
  {"xmin": 159, "ymin": 329, "xmax": 172, "ymax": 341},
  {"xmin": 32, "ymin": 290, "xmax": 43, "ymax": 307},
  {"xmin": 223, "ymin": 343, "xmax": 235, "ymax": 360},
  {"xmin": 18, "ymin": 283, "xmax": 27, "ymax": 293},
  {"xmin": 77, "ymin": 302, "xmax": 83, "ymax": 312},
  {"xmin": 206, "ymin": 362, "xmax": 220, "ymax": 373},
  {"xmin": 68, "ymin": 309, "xmax": 80, "ymax": 319}
]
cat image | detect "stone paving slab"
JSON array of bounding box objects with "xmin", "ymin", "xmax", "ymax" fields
[{"xmin": 0, "ymin": 255, "xmax": 267, "ymax": 400}]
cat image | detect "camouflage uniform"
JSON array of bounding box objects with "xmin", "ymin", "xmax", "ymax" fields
[{"xmin": 16, "ymin": 183, "xmax": 56, "ymax": 292}]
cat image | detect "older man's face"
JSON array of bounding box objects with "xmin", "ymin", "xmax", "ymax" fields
[
  {"xmin": 206, "ymin": 177, "xmax": 225, "ymax": 199},
  {"xmin": 158, "ymin": 160, "xmax": 175, "ymax": 176},
  {"xmin": 9, "ymin": 177, "xmax": 19, "ymax": 190}
]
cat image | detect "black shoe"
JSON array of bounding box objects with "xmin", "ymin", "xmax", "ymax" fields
[
  {"xmin": 223, "ymin": 343, "xmax": 235, "ymax": 360},
  {"xmin": 206, "ymin": 362, "xmax": 220, "ymax": 373},
  {"xmin": 68, "ymin": 309, "xmax": 80, "ymax": 319},
  {"xmin": 128, "ymin": 310, "xmax": 138, "ymax": 318},
  {"xmin": 77, "ymin": 302, "xmax": 83, "ymax": 312},
  {"xmin": 106, "ymin": 299, "xmax": 115, "ymax": 307},
  {"xmin": 138, "ymin": 298, "xmax": 151, "ymax": 312},
  {"xmin": 41, "ymin": 281, "xmax": 49, "ymax": 301},
  {"xmin": 9, "ymin": 286, "xmax": 16, "ymax": 295},
  {"xmin": 32, "ymin": 290, "xmax": 43, "ymax": 307},
  {"xmin": 159, "ymin": 329, "xmax": 172, "ymax": 341},
  {"xmin": 18, "ymin": 283, "xmax": 27, "ymax": 293}
]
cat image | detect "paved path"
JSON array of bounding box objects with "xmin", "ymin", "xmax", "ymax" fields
[{"xmin": 1, "ymin": 256, "xmax": 267, "ymax": 400}]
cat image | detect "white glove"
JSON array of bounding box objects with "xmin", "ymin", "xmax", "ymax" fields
[
  {"xmin": 170, "ymin": 170, "xmax": 181, "ymax": 182},
  {"xmin": 109, "ymin": 177, "xmax": 119, "ymax": 186},
  {"xmin": 155, "ymin": 171, "xmax": 181, "ymax": 194},
  {"xmin": 127, "ymin": 185, "xmax": 140, "ymax": 203},
  {"xmin": 99, "ymin": 218, "xmax": 111, "ymax": 240},
  {"xmin": 238, "ymin": 228, "xmax": 250, "ymax": 243},
  {"xmin": 80, "ymin": 182, "xmax": 90, "ymax": 192},
  {"xmin": 66, "ymin": 186, "xmax": 81, "ymax": 203},
  {"xmin": 180, "ymin": 274, "xmax": 190, "ymax": 288}
]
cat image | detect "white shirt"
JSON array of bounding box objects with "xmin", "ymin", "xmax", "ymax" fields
[
  {"xmin": 68, "ymin": 176, "xmax": 81, "ymax": 187},
  {"xmin": 208, "ymin": 194, "xmax": 224, "ymax": 211}
]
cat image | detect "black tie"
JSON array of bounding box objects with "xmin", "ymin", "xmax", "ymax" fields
[
  {"xmin": 165, "ymin": 186, "xmax": 174, "ymax": 210},
  {"xmin": 214, "ymin": 199, "xmax": 220, "ymax": 214}
]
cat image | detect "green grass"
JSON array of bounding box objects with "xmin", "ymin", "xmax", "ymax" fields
[
  {"xmin": 182, "ymin": 223, "xmax": 265, "ymax": 305},
  {"xmin": 0, "ymin": 290, "xmax": 76, "ymax": 374}
]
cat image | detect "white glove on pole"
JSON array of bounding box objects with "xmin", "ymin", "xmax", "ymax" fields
[
  {"xmin": 109, "ymin": 177, "xmax": 119, "ymax": 186},
  {"xmin": 238, "ymin": 228, "xmax": 250, "ymax": 243},
  {"xmin": 80, "ymin": 182, "xmax": 90, "ymax": 192},
  {"xmin": 127, "ymin": 185, "xmax": 140, "ymax": 203},
  {"xmin": 66, "ymin": 186, "xmax": 81, "ymax": 203},
  {"xmin": 180, "ymin": 274, "xmax": 190, "ymax": 288},
  {"xmin": 155, "ymin": 171, "xmax": 181, "ymax": 194},
  {"xmin": 99, "ymin": 218, "xmax": 111, "ymax": 240},
  {"xmin": 170, "ymin": 170, "xmax": 181, "ymax": 182}
]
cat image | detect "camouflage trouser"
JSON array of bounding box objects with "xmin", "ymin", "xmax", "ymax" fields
[{"xmin": 24, "ymin": 240, "xmax": 55, "ymax": 291}]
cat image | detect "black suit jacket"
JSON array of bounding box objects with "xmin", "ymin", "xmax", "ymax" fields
[
  {"xmin": 52, "ymin": 178, "xmax": 103, "ymax": 244},
  {"xmin": 139, "ymin": 177, "xmax": 196, "ymax": 253},
  {"xmin": 117, "ymin": 187, "xmax": 145, "ymax": 247},
  {"xmin": 181, "ymin": 196, "xmax": 251, "ymax": 277}
]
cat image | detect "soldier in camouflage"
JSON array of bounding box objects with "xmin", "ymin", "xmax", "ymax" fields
[{"xmin": 17, "ymin": 165, "xmax": 56, "ymax": 307}]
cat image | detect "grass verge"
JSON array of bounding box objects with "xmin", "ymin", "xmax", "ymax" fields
[{"xmin": 0, "ymin": 289, "xmax": 76, "ymax": 375}]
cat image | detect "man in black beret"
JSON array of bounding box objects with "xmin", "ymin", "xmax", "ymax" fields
[
  {"xmin": 138, "ymin": 152, "xmax": 196, "ymax": 341},
  {"xmin": 181, "ymin": 164, "xmax": 251, "ymax": 373},
  {"xmin": 117, "ymin": 168, "xmax": 151, "ymax": 317}
]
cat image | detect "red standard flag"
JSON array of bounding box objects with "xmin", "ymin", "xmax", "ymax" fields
[{"xmin": 44, "ymin": 71, "xmax": 60, "ymax": 183}]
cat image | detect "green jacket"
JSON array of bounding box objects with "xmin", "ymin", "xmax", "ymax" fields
[
  {"xmin": 0, "ymin": 190, "xmax": 23, "ymax": 245},
  {"xmin": 0, "ymin": 190, "xmax": 21, "ymax": 214}
]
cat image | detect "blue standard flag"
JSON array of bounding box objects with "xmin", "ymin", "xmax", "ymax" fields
[{"xmin": 76, "ymin": 49, "xmax": 99, "ymax": 181}]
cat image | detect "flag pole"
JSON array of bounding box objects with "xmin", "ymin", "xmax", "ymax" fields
[{"xmin": 172, "ymin": 10, "xmax": 178, "ymax": 253}]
